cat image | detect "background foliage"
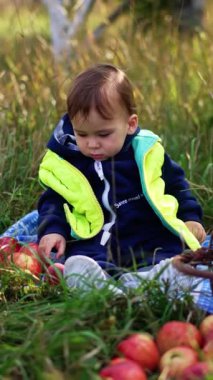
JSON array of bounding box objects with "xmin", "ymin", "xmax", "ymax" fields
[
  {"xmin": 0, "ymin": 2, "xmax": 212, "ymax": 378},
  {"xmin": 0, "ymin": 0, "xmax": 212, "ymax": 234}
]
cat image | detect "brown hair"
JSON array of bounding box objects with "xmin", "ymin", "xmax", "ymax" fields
[{"xmin": 67, "ymin": 64, "xmax": 136, "ymax": 120}]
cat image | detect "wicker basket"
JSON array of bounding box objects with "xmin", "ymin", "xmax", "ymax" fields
[{"xmin": 172, "ymin": 234, "xmax": 213, "ymax": 293}]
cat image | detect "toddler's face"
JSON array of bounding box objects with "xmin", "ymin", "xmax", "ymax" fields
[{"xmin": 72, "ymin": 106, "xmax": 138, "ymax": 161}]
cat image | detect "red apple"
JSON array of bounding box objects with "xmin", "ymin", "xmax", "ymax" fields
[
  {"xmin": 200, "ymin": 315, "xmax": 213, "ymax": 342},
  {"xmin": 18, "ymin": 242, "xmax": 39, "ymax": 256},
  {"xmin": 10, "ymin": 251, "xmax": 42, "ymax": 277},
  {"xmin": 156, "ymin": 321, "xmax": 202, "ymax": 354},
  {"xmin": 117, "ymin": 332, "xmax": 160, "ymax": 372},
  {"xmin": 0, "ymin": 237, "xmax": 21, "ymax": 264},
  {"xmin": 202, "ymin": 330, "xmax": 213, "ymax": 345},
  {"xmin": 203, "ymin": 339, "xmax": 213, "ymax": 362},
  {"xmin": 45, "ymin": 263, "xmax": 64, "ymax": 285},
  {"xmin": 181, "ymin": 361, "xmax": 213, "ymax": 380},
  {"xmin": 159, "ymin": 346, "xmax": 198, "ymax": 380},
  {"xmin": 99, "ymin": 357, "xmax": 147, "ymax": 380}
]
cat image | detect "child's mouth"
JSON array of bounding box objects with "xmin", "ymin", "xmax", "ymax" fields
[{"xmin": 91, "ymin": 154, "xmax": 105, "ymax": 160}]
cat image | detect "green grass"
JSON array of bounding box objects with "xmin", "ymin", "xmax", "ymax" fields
[
  {"xmin": 0, "ymin": 2, "xmax": 50, "ymax": 39},
  {"xmin": 0, "ymin": 1, "xmax": 212, "ymax": 378},
  {"xmin": 0, "ymin": 268, "xmax": 205, "ymax": 379}
]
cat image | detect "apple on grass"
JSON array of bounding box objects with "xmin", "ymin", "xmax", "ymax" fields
[
  {"xmin": 0, "ymin": 237, "xmax": 21, "ymax": 265},
  {"xmin": 156, "ymin": 320, "xmax": 202, "ymax": 354},
  {"xmin": 10, "ymin": 244, "xmax": 42, "ymax": 277},
  {"xmin": 10, "ymin": 252, "xmax": 42, "ymax": 277},
  {"xmin": 199, "ymin": 315, "xmax": 213, "ymax": 343},
  {"xmin": 117, "ymin": 332, "xmax": 160, "ymax": 372},
  {"xmin": 181, "ymin": 361, "xmax": 213, "ymax": 380},
  {"xmin": 99, "ymin": 357, "xmax": 147, "ymax": 380},
  {"xmin": 159, "ymin": 346, "xmax": 198, "ymax": 380},
  {"xmin": 18, "ymin": 242, "xmax": 39, "ymax": 257},
  {"xmin": 45, "ymin": 263, "xmax": 64, "ymax": 285}
]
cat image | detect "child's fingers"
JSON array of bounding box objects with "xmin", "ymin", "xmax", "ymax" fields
[
  {"xmin": 193, "ymin": 225, "xmax": 206, "ymax": 243},
  {"xmin": 185, "ymin": 221, "xmax": 206, "ymax": 243},
  {"xmin": 38, "ymin": 242, "xmax": 52, "ymax": 258},
  {"xmin": 198, "ymin": 227, "xmax": 206, "ymax": 243},
  {"xmin": 38, "ymin": 236, "xmax": 55, "ymax": 257},
  {"xmin": 56, "ymin": 240, "xmax": 66, "ymax": 258}
]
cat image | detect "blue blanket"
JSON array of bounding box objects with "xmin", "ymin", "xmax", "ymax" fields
[{"xmin": 1, "ymin": 211, "xmax": 212, "ymax": 313}]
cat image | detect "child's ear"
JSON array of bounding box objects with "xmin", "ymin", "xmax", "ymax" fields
[{"xmin": 127, "ymin": 114, "xmax": 138, "ymax": 135}]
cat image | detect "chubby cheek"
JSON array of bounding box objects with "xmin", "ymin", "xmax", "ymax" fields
[
  {"xmin": 106, "ymin": 142, "xmax": 122, "ymax": 156},
  {"xmin": 75, "ymin": 138, "xmax": 86, "ymax": 151}
]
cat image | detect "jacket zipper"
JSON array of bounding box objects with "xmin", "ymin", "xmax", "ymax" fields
[{"xmin": 94, "ymin": 161, "xmax": 116, "ymax": 245}]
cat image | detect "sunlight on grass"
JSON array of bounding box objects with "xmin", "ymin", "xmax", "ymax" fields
[{"xmin": 0, "ymin": 3, "xmax": 50, "ymax": 39}]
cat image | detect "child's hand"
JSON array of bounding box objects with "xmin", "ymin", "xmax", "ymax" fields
[
  {"xmin": 39, "ymin": 233, "xmax": 66, "ymax": 259},
  {"xmin": 185, "ymin": 221, "xmax": 206, "ymax": 243}
]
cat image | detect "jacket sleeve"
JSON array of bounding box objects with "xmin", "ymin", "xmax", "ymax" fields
[
  {"xmin": 37, "ymin": 188, "xmax": 71, "ymax": 242},
  {"xmin": 161, "ymin": 153, "xmax": 203, "ymax": 223}
]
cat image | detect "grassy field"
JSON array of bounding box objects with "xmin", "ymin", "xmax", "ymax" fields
[
  {"xmin": 0, "ymin": 1, "xmax": 212, "ymax": 232},
  {"xmin": 0, "ymin": 267, "xmax": 206, "ymax": 379},
  {"xmin": 0, "ymin": 1, "xmax": 212, "ymax": 379}
]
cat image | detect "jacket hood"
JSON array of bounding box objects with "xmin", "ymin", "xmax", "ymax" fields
[{"xmin": 47, "ymin": 113, "xmax": 141, "ymax": 159}]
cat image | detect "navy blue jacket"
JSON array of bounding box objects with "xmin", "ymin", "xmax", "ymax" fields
[{"xmin": 37, "ymin": 114, "xmax": 202, "ymax": 272}]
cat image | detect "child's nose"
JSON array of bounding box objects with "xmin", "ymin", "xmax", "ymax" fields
[{"xmin": 88, "ymin": 137, "xmax": 99, "ymax": 148}]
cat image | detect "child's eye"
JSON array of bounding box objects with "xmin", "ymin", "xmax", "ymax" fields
[{"xmin": 99, "ymin": 133, "xmax": 111, "ymax": 137}]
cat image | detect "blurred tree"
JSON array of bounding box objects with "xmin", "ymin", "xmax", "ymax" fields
[
  {"xmin": 42, "ymin": 0, "xmax": 95, "ymax": 58},
  {"xmin": 42, "ymin": 0, "xmax": 206, "ymax": 60}
]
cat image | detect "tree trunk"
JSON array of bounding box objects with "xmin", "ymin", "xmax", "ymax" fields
[{"xmin": 42, "ymin": 0, "xmax": 95, "ymax": 59}]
